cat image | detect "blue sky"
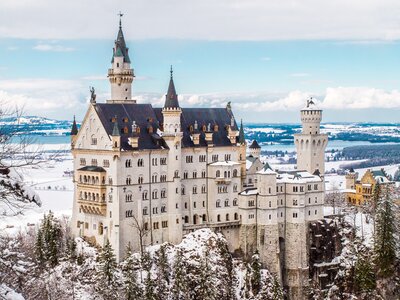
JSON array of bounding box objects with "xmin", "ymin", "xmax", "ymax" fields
[{"xmin": 0, "ymin": 0, "xmax": 400, "ymax": 122}]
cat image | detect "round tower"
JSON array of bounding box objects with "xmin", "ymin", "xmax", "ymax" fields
[
  {"xmin": 249, "ymin": 140, "xmax": 261, "ymax": 158},
  {"xmin": 294, "ymin": 98, "xmax": 328, "ymax": 175},
  {"xmin": 107, "ymin": 16, "xmax": 135, "ymax": 103}
]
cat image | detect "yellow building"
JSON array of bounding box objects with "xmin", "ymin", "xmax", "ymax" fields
[{"xmin": 345, "ymin": 168, "xmax": 393, "ymax": 206}]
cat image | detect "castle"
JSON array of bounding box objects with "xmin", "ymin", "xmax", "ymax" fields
[{"xmin": 70, "ymin": 21, "xmax": 327, "ymax": 299}]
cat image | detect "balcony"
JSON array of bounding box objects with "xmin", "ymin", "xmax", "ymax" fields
[
  {"xmin": 215, "ymin": 177, "xmax": 231, "ymax": 185},
  {"xmin": 183, "ymin": 220, "xmax": 240, "ymax": 231},
  {"xmin": 77, "ymin": 199, "xmax": 107, "ymax": 216}
]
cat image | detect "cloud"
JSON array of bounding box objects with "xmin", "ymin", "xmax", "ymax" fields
[
  {"xmin": 1, "ymin": 0, "xmax": 400, "ymax": 41},
  {"xmin": 290, "ymin": 73, "xmax": 310, "ymax": 77},
  {"xmin": 33, "ymin": 44, "xmax": 75, "ymax": 52}
]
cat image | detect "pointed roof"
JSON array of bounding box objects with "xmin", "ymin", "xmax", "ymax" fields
[
  {"xmin": 71, "ymin": 116, "xmax": 78, "ymax": 135},
  {"xmin": 238, "ymin": 119, "xmax": 245, "ymax": 144},
  {"xmin": 112, "ymin": 117, "xmax": 120, "ymax": 136},
  {"xmin": 249, "ymin": 140, "xmax": 261, "ymax": 149},
  {"xmin": 164, "ymin": 66, "xmax": 180, "ymax": 109},
  {"xmin": 111, "ymin": 19, "xmax": 131, "ymax": 64}
]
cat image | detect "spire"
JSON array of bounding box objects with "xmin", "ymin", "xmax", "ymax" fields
[
  {"xmin": 111, "ymin": 13, "xmax": 131, "ymax": 64},
  {"xmin": 71, "ymin": 115, "xmax": 78, "ymax": 135},
  {"xmin": 164, "ymin": 66, "xmax": 180, "ymax": 109},
  {"xmin": 249, "ymin": 140, "xmax": 261, "ymax": 149},
  {"xmin": 238, "ymin": 119, "xmax": 245, "ymax": 144},
  {"xmin": 112, "ymin": 116, "xmax": 120, "ymax": 136}
]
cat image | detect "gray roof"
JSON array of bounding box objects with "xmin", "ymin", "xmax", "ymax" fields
[
  {"xmin": 71, "ymin": 116, "xmax": 78, "ymax": 135},
  {"xmin": 249, "ymin": 140, "xmax": 261, "ymax": 149},
  {"xmin": 164, "ymin": 68, "xmax": 180, "ymax": 109},
  {"xmin": 94, "ymin": 103, "xmax": 238, "ymax": 151},
  {"xmin": 111, "ymin": 25, "xmax": 131, "ymax": 64},
  {"xmin": 78, "ymin": 166, "xmax": 106, "ymax": 172}
]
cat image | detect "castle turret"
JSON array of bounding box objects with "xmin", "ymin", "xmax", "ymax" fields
[
  {"xmin": 111, "ymin": 117, "xmax": 121, "ymax": 150},
  {"xmin": 249, "ymin": 140, "xmax": 261, "ymax": 158},
  {"xmin": 345, "ymin": 168, "xmax": 357, "ymax": 190},
  {"xmin": 294, "ymin": 98, "xmax": 328, "ymax": 175},
  {"xmin": 107, "ymin": 16, "xmax": 135, "ymax": 103},
  {"xmin": 161, "ymin": 66, "xmax": 183, "ymax": 244},
  {"xmin": 238, "ymin": 119, "xmax": 247, "ymax": 185},
  {"xmin": 70, "ymin": 115, "xmax": 78, "ymax": 149}
]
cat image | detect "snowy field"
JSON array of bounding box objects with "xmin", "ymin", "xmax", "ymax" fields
[{"xmin": 0, "ymin": 155, "xmax": 73, "ymax": 235}]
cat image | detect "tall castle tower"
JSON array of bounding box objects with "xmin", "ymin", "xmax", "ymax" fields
[
  {"xmin": 294, "ymin": 98, "xmax": 328, "ymax": 174},
  {"xmin": 107, "ymin": 16, "xmax": 135, "ymax": 103},
  {"xmin": 161, "ymin": 67, "xmax": 183, "ymax": 244}
]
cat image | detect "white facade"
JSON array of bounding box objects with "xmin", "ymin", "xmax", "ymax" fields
[{"xmin": 70, "ymin": 24, "xmax": 327, "ymax": 300}]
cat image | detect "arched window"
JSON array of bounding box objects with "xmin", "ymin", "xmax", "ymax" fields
[
  {"xmin": 126, "ymin": 176, "xmax": 132, "ymax": 185},
  {"xmin": 233, "ymin": 169, "xmax": 238, "ymax": 177},
  {"xmin": 233, "ymin": 198, "xmax": 238, "ymax": 206},
  {"xmin": 217, "ymin": 214, "xmax": 221, "ymax": 222},
  {"xmin": 216, "ymin": 200, "xmax": 221, "ymax": 208},
  {"xmin": 226, "ymin": 214, "xmax": 230, "ymax": 221},
  {"xmin": 184, "ymin": 216, "xmax": 189, "ymax": 223},
  {"xmin": 216, "ymin": 170, "xmax": 220, "ymax": 177},
  {"xmin": 234, "ymin": 213, "xmax": 238, "ymax": 220}
]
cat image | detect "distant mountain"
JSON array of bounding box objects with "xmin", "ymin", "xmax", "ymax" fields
[{"xmin": 0, "ymin": 116, "xmax": 75, "ymax": 136}]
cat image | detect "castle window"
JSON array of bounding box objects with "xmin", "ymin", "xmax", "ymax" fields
[
  {"xmin": 174, "ymin": 170, "xmax": 179, "ymax": 178},
  {"xmin": 153, "ymin": 222, "xmax": 159, "ymax": 229},
  {"xmin": 201, "ymin": 185, "xmax": 206, "ymax": 193},
  {"xmin": 226, "ymin": 214, "xmax": 230, "ymax": 221},
  {"xmin": 315, "ymin": 210, "xmax": 318, "ymax": 215},
  {"xmin": 80, "ymin": 158, "xmax": 86, "ymax": 166},
  {"xmin": 185, "ymin": 156, "xmax": 193, "ymax": 163},
  {"xmin": 138, "ymin": 176, "xmax": 143, "ymax": 184},
  {"xmin": 216, "ymin": 170, "xmax": 220, "ymax": 178},
  {"xmin": 193, "ymin": 202, "xmax": 196, "ymax": 208},
  {"xmin": 160, "ymin": 158, "xmax": 167, "ymax": 165},
  {"xmin": 152, "ymin": 174, "xmax": 157, "ymax": 183},
  {"xmin": 162, "ymin": 221, "xmax": 168, "ymax": 228},
  {"xmin": 125, "ymin": 159, "xmax": 132, "ymax": 168},
  {"xmin": 308, "ymin": 184, "xmax": 311, "ymax": 191},
  {"xmin": 103, "ymin": 160, "xmax": 110, "ymax": 168},
  {"xmin": 217, "ymin": 214, "xmax": 221, "ymax": 222},
  {"xmin": 293, "ymin": 199, "xmax": 298, "ymax": 206},
  {"xmin": 293, "ymin": 213, "xmax": 298, "ymax": 218},
  {"xmin": 144, "ymin": 222, "xmax": 148, "ymax": 230},
  {"xmin": 308, "ymin": 210, "xmax": 311, "ymax": 216},
  {"xmin": 125, "ymin": 193, "xmax": 133, "ymax": 202},
  {"xmin": 269, "ymin": 187, "xmax": 271, "ymax": 194},
  {"xmin": 184, "ymin": 216, "xmax": 189, "ymax": 223},
  {"xmin": 300, "ymin": 186, "xmax": 304, "ymax": 192},
  {"xmin": 280, "ymin": 186, "xmax": 283, "ymax": 192},
  {"xmin": 161, "ymin": 189, "xmax": 166, "ymax": 198},
  {"xmin": 126, "ymin": 176, "xmax": 132, "ymax": 185},
  {"xmin": 193, "ymin": 171, "xmax": 197, "ymax": 178},
  {"xmin": 152, "ymin": 158, "xmax": 158, "ymax": 166},
  {"xmin": 153, "ymin": 207, "xmax": 158, "ymax": 214},
  {"xmin": 233, "ymin": 198, "xmax": 238, "ymax": 206},
  {"xmin": 308, "ymin": 198, "xmax": 311, "ymax": 204},
  {"xmin": 234, "ymin": 213, "xmax": 238, "ymax": 220},
  {"xmin": 248, "ymin": 200, "xmax": 255, "ymax": 207},
  {"xmin": 116, "ymin": 62, "xmax": 119, "ymax": 67},
  {"xmin": 314, "ymin": 184, "xmax": 318, "ymax": 190},
  {"xmin": 269, "ymin": 214, "xmax": 271, "ymax": 220},
  {"xmin": 193, "ymin": 186, "xmax": 197, "ymax": 194},
  {"xmin": 199, "ymin": 155, "xmax": 206, "ymax": 162},
  {"xmin": 181, "ymin": 186, "xmax": 185, "ymax": 195},
  {"xmin": 91, "ymin": 137, "xmax": 97, "ymax": 145},
  {"xmin": 233, "ymin": 184, "xmax": 238, "ymax": 192},
  {"xmin": 269, "ymin": 201, "xmax": 271, "ymax": 208},
  {"xmin": 224, "ymin": 199, "xmax": 229, "ymax": 207},
  {"xmin": 216, "ymin": 200, "xmax": 221, "ymax": 208},
  {"xmin": 233, "ymin": 169, "xmax": 238, "ymax": 177},
  {"xmin": 152, "ymin": 190, "xmax": 158, "ymax": 199},
  {"xmin": 183, "ymin": 171, "xmax": 188, "ymax": 179},
  {"xmin": 91, "ymin": 159, "xmax": 98, "ymax": 166},
  {"xmin": 160, "ymin": 175, "xmax": 166, "ymax": 182},
  {"xmin": 142, "ymin": 191, "xmax": 148, "ymax": 200},
  {"xmin": 125, "ymin": 210, "xmax": 133, "ymax": 218},
  {"xmin": 315, "ymin": 197, "xmax": 318, "ymax": 203},
  {"xmin": 212, "ymin": 155, "xmax": 218, "ymax": 162},
  {"xmin": 224, "ymin": 154, "xmax": 231, "ymax": 161},
  {"xmin": 137, "ymin": 159, "xmax": 144, "ymax": 167}
]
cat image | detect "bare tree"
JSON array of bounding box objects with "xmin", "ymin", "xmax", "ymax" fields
[
  {"xmin": 130, "ymin": 215, "xmax": 150, "ymax": 258},
  {"xmin": 0, "ymin": 102, "xmax": 58, "ymax": 215}
]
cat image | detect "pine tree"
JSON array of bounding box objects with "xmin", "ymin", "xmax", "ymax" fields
[
  {"xmin": 251, "ymin": 250, "xmax": 262, "ymax": 295},
  {"xmin": 35, "ymin": 227, "xmax": 45, "ymax": 267},
  {"xmin": 216, "ymin": 238, "xmax": 234, "ymax": 300},
  {"xmin": 374, "ymin": 189, "xmax": 397, "ymax": 278},
  {"xmin": 122, "ymin": 243, "xmax": 143, "ymax": 300},
  {"xmin": 355, "ymin": 249, "xmax": 376, "ymax": 293},
  {"xmin": 171, "ymin": 248, "xmax": 188, "ymax": 300},
  {"xmin": 142, "ymin": 251, "xmax": 156, "ymax": 300},
  {"xmin": 393, "ymin": 166, "xmax": 400, "ymax": 182},
  {"xmin": 155, "ymin": 244, "xmax": 170, "ymax": 299},
  {"xmin": 96, "ymin": 239, "xmax": 119, "ymax": 299},
  {"xmin": 196, "ymin": 248, "xmax": 217, "ymax": 300}
]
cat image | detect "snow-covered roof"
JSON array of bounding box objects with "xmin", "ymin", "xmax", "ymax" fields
[
  {"xmin": 276, "ymin": 171, "xmax": 322, "ymax": 184},
  {"xmin": 301, "ymin": 98, "xmax": 321, "ymax": 111},
  {"xmin": 239, "ymin": 188, "xmax": 258, "ymax": 196},
  {"xmin": 210, "ymin": 161, "xmax": 240, "ymax": 167}
]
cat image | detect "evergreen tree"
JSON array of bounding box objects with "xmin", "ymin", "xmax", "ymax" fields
[
  {"xmin": 96, "ymin": 239, "xmax": 120, "ymax": 299},
  {"xmin": 34, "ymin": 212, "xmax": 63, "ymax": 268},
  {"xmin": 216, "ymin": 238, "xmax": 234, "ymax": 300},
  {"xmin": 171, "ymin": 248, "xmax": 188, "ymax": 300},
  {"xmin": 355, "ymin": 250, "xmax": 376, "ymax": 293},
  {"xmin": 374, "ymin": 189, "xmax": 397, "ymax": 278},
  {"xmin": 155, "ymin": 244, "xmax": 170, "ymax": 299},
  {"xmin": 122, "ymin": 243, "xmax": 143, "ymax": 300},
  {"xmin": 142, "ymin": 251, "xmax": 156, "ymax": 300},
  {"xmin": 196, "ymin": 248, "xmax": 217, "ymax": 300},
  {"xmin": 251, "ymin": 250, "xmax": 262, "ymax": 295},
  {"xmin": 393, "ymin": 166, "xmax": 400, "ymax": 182}
]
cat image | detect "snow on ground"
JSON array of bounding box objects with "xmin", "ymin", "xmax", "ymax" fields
[{"xmin": 0, "ymin": 155, "xmax": 73, "ymax": 235}]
